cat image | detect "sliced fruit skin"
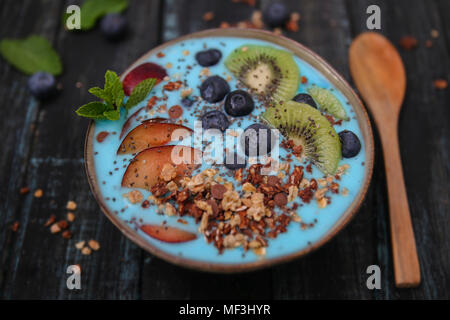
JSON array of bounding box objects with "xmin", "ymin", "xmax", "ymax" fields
[
  {"xmin": 307, "ymin": 86, "xmax": 349, "ymax": 120},
  {"xmin": 140, "ymin": 224, "xmax": 197, "ymax": 243},
  {"xmin": 118, "ymin": 122, "xmax": 192, "ymax": 154},
  {"xmin": 224, "ymin": 45, "xmax": 299, "ymax": 103},
  {"xmin": 122, "ymin": 145, "xmax": 201, "ymax": 190},
  {"xmin": 262, "ymin": 101, "xmax": 341, "ymax": 175},
  {"xmin": 122, "ymin": 62, "xmax": 167, "ymax": 96}
]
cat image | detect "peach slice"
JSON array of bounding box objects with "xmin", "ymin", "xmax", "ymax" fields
[
  {"xmin": 140, "ymin": 224, "xmax": 197, "ymax": 243},
  {"xmin": 118, "ymin": 122, "xmax": 192, "ymax": 154},
  {"xmin": 121, "ymin": 145, "xmax": 201, "ymax": 190}
]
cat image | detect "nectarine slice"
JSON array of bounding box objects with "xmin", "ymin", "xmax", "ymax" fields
[
  {"xmin": 140, "ymin": 224, "xmax": 197, "ymax": 243},
  {"xmin": 118, "ymin": 122, "xmax": 192, "ymax": 154},
  {"xmin": 121, "ymin": 145, "xmax": 201, "ymax": 190},
  {"xmin": 120, "ymin": 107, "xmax": 168, "ymax": 140},
  {"xmin": 122, "ymin": 62, "xmax": 167, "ymax": 96}
]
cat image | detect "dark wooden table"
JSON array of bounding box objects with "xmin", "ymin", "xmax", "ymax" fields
[{"xmin": 0, "ymin": 0, "xmax": 448, "ymax": 300}]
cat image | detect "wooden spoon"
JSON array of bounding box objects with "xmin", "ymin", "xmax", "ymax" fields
[{"xmin": 349, "ymin": 32, "xmax": 420, "ymax": 288}]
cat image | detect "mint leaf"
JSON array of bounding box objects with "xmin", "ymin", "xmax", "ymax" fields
[
  {"xmin": 103, "ymin": 70, "xmax": 124, "ymax": 108},
  {"xmin": 75, "ymin": 101, "xmax": 110, "ymax": 119},
  {"xmin": 88, "ymin": 87, "xmax": 109, "ymax": 101},
  {"xmin": 80, "ymin": 0, "xmax": 129, "ymax": 30},
  {"xmin": 0, "ymin": 35, "xmax": 62, "ymax": 75},
  {"xmin": 103, "ymin": 110, "xmax": 121, "ymax": 120},
  {"xmin": 125, "ymin": 78, "xmax": 156, "ymax": 110}
]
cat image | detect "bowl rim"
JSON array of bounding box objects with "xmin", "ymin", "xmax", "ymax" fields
[{"xmin": 84, "ymin": 28, "xmax": 374, "ymax": 273}]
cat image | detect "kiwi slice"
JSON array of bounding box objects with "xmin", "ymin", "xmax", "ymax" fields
[
  {"xmin": 307, "ymin": 85, "xmax": 349, "ymax": 120},
  {"xmin": 225, "ymin": 45, "xmax": 299, "ymax": 103},
  {"xmin": 262, "ymin": 101, "xmax": 341, "ymax": 175}
]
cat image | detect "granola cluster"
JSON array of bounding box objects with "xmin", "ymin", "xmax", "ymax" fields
[{"xmin": 128, "ymin": 160, "xmax": 350, "ymax": 255}]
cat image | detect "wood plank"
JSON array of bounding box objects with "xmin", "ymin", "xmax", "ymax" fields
[
  {"xmin": 1, "ymin": 0, "xmax": 162, "ymax": 299},
  {"xmin": 140, "ymin": 0, "xmax": 272, "ymax": 300},
  {"xmin": 0, "ymin": 0, "xmax": 65, "ymax": 298},
  {"xmin": 260, "ymin": 0, "xmax": 377, "ymax": 299},
  {"xmin": 346, "ymin": 0, "xmax": 450, "ymax": 299}
]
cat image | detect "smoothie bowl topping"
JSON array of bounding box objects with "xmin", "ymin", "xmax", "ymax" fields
[{"xmin": 81, "ymin": 33, "xmax": 368, "ymax": 265}]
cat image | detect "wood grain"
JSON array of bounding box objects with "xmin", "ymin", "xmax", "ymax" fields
[{"xmin": 349, "ymin": 32, "xmax": 421, "ymax": 287}]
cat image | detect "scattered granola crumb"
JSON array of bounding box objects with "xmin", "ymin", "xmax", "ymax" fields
[
  {"xmin": 182, "ymin": 50, "xmax": 190, "ymax": 56},
  {"xmin": 220, "ymin": 21, "xmax": 230, "ymax": 28},
  {"xmin": 160, "ymin": 163, "xmax": 177, "ymax": 182},
  {"xmin": 181, "ymin": 88, "xmax": 193, "ymax": 98},
  {"xmin": 44, "ymin": 214, "xmax": 56, "ymax": 227},
  {"xmin": 81, "ymin": 247, "xmax": 92, "ymax": 255},
  {"xmin": 75, "ymin": 241, "xmax": 85, "ymax": 250},
  {"xmin": 200, "ymin": 67, "xmax": 211, "ymax": 77},
  {"xmin": 11, "ymin": 221, "xmax": 19, "ymax": 232},
  {"xmin": 431, "ymin": 29, "xmax": 439, "ymax": 38},
  {"xmin": 341, "ymin": 188, "xmax": 349, "ymax": 196},
  {"xmin": 57, "ymin": 220, "xmax": 69, "ymax": 230},
  {"xmin": 67, "ymin": 212, "xmax": 75, "ymax": 222},
  {"xmin": 66, "ymin": 200, "xmax": 77, "ymax": 211},
  {"xmin": 273, "ymin": 28, "xmax": 282, "ymax": 35},
  {"xmin": 165, "ymin": 203, "xmax": 177, "ymax": 216},
  {"xmin": 317, "ymin": 197, "xmax": 328, "ymax": 209},
  {"xmin": 253, "ymin": 247, "xmax": 266, "ymax": 256},
  {"xmin": 62, "ymin": 230, "xmax": 73, "ymax": 239},
  {"xmin": 399, "ymin": 36, "xmax": 418, "ymax": 50},
  {"xmin": 156, "ymin": 52, "xmax": 165, "ymax": 58},
  {"xmin": 19, "ymin": 187, "xmax": 30, "ymax": 195},
  {"xmin": 433, "ymin": 79, "xmax": 448, "ymax": 90},
  {"xmin": 88, "ymin": 240, "xmax": 100, "ymax": 251},
  {"xmin": 165, "ymin": 62, "xmax": 173, "ymax": 69},
  {"xmin": 425, "ymin": 40, "xmax": 433, "ymax": 48},
  {"xmin": 251, "ymin": 10, "xmax": 264, "ymax": 28},
  {"xmin": 203, "ymin": 11, "xmax": 214, "ymax": 22},
  {"xmin": 50, "ymin": 223, "xmax": 61, "ymax": 234},
  {"xmin": 124, "ymin": 190, "xmax": 144, "ymax": 204},
  {"xmin": 34, "ymin": 189, "xmax": 43, "ymax": 198}
]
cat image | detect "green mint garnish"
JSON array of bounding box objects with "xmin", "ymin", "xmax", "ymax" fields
[
  {"xmin": 64, "ymin": 0, "xmax": 129, "ymax": 31},
  {"xmin": 125, "ymin": 78, "xmax": 156, "ymax": 110},
  {"xmin": 75, "ymin": 70, "xmax": 155, "ymax": 121},
  {"xmin": 0, "ymin": 35, "xmax": 62, "ymax": 75}
]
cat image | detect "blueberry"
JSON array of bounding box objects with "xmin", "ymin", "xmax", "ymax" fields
[
  {"xmin": 293, "ymin": 93, "xmax": 317, "ymax": 109},
  {"xmin": 242, "ymin": 123, "xmax": 276, "ymax": 157},
  {"xmin": 200, "ymin": 76, "xmax": 230, "ymax": 103},
  {"xmin": 27, "ymin": 72, "xmax": 56, "ymax": 100},
  {"xmin": 262, "ymin": 2, "xmax": 290, "ymax": 28},
  {"xmin": 224, "ymin": 90, "xmax": 255, "ymax": 117},
  {"xmin": 181, "ymin": 97, "xmax": 195, "ymax": 107},
  {"xmin": 224, "ymin": 152, "xmax": 247, "ymax": 170},
  {"xmin": 338, "ymin": 130, "xmax": 361, "ymax": 158},
  {"xmin": 100, "ymin": 13, "xmax": 127, "ymax": 40},
  {"xmin": 201, "ymin": 110, "xmax": 230, "ymax": 132},
  {"xmin": 195, "ymin": 49, "xmax": 222, "ymax": 67}
]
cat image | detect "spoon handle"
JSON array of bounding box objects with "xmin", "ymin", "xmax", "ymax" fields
[{"xmin": 379, "ymin": 124, "xmax": 421, "ymax": 287}]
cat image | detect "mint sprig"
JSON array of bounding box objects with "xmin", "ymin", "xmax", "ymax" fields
[
  {"xmin": 75, "ymin": 70, "xmax": 155, "ymax": 121},
  {"xmin": 0, "ymin": 35, "xmax": 62, "ymax": 75}
]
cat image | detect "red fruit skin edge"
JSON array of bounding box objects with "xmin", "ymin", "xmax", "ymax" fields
[
  {"xmin": 140, "ymin": 224, "xmax": 197, "ymax": 243},
  {"xmin": 122, "ymin": 62, "xmax": 167, "ymax": 96}
]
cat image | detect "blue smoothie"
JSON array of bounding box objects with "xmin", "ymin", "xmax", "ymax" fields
[{"xmin": 91, "ymin": 36, "xmax": 366, "ymax": 264}]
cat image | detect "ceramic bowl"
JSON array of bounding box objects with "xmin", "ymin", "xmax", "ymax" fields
[{"xmin": 84, "ymin": 28, "xmax": 374, "ymax": 272}]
